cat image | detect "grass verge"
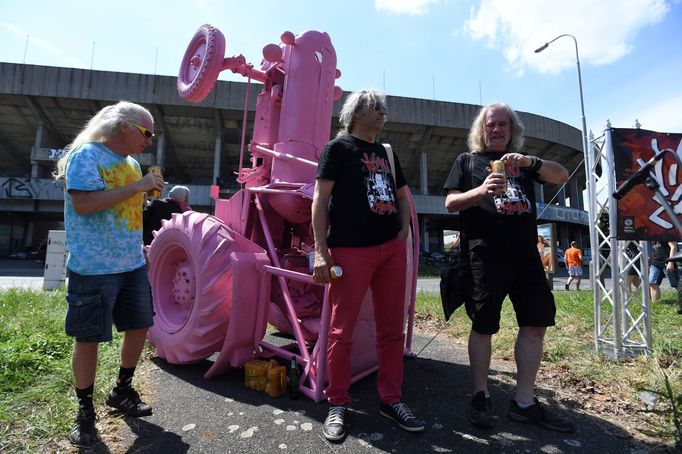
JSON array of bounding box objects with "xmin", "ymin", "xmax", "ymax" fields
[
  {"xmin": 415, "ymin": 288, "xmax": 682, "ymax": 447},
  {"xmin": 0, "ymin": 288, "xmax": 126, "ymax": 453},
  {"xmin": 1, "ymin": 287, "xmax": 680, "ymax": 450}
]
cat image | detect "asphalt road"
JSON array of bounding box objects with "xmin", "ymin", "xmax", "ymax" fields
[{"xmin": 3, "ymin": 259, "xmax": 658, "ymax": 294}]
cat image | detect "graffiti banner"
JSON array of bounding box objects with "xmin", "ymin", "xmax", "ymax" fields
[{"xmin": 613, "ymin": 128, "xmax": 682, "ymax": 241}]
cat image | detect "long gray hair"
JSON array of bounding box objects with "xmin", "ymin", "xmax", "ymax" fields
[
  {"xmin": 336, "ymin": 89, "xmax": 387, "ymax": 137},
  {"xmin": 54, "ymin": 101, "xmax": 152, "ymax": 180},
  {"xmin": 467, "ymin": 102, "xmax": 525, "ymax": 153}
]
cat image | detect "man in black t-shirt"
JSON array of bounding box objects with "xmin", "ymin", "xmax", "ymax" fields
[
  {"xmin": 312, "ymin": 89, "xmax": 424, "ymax": 442},
  {"xmin": 444, "ymin": 102, "xmax": 574, "ymax": 432},
  {"xmin": 143, "ymin": 185, "xmax": 191, "ymax": 245},
  {"xmin": 648, "ymin": 240, "xmax": 679, "ymax": 301}
]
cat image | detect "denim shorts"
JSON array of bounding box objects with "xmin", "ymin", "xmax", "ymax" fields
[
  {"xmin": 649, "ymin": 264, "xmax": 679, "ymax": 288},
  {"xmin": 65, "ymin": 266, "xmax": 154, "ymax": 343}
]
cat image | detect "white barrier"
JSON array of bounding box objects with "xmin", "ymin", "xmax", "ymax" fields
[{"xmin": 43, "ymin": 230, "xmax": 68, "ymax": 290}]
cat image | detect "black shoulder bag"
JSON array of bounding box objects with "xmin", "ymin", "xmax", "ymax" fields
[{"xmin": 440, "ymin": 154, "xmax": 474, "ymax": 321}]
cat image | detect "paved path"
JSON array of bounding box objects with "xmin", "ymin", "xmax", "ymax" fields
[{"xmin": 105, "ymin": 332, "xmax": 655, "ymax": 453}]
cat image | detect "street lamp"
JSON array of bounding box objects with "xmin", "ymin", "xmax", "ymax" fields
[
  {"xmin": 534, "ymin": 34, "xmax": 589, "ymax": 172},
  {"xmin": 535, "ymin": 34, "xmax": 598, "ymax": 314}
]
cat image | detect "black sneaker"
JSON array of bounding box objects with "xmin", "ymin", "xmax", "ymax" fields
[
  {"xmin": 323, "ymin": 405, "xmax": 347, "ymax": 442},
  {"xmin": 106, "ymin": 387, "xmax": 153, "ymax": 417},
  {"xmin": 380, "ymin": 401, "xmax": 425, "ymax": 432},
  {"xmin": 508, "ymin": 398, "xmax": 575, "ymax": 432},
  {"xmin": 469, "ymin": 391, "xmax": 495, "ymax": 428},
  {"xmin": 565, "ymin": 283, "xmax": 569, "ymax": 291},
  {"xmin": 69, "ymin": 404, "xmax": 99, "ymax": 448}
]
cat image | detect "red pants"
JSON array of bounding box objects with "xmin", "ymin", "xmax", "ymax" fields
[{"xmin": 325, "ymin": 237, "xmax": 407, "ymax": 406}]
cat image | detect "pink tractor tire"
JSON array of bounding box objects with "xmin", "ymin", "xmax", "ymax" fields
[
  {"xmin": 177, "ymin": 24, "xmax": 226, "ymax": 103},
  {"xmin": 147, "ymin": 212, "xmax": 241, "ymax": 364}
]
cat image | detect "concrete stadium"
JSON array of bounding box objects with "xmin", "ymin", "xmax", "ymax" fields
[{"xmin": 0, "ymin": 62, "xmax": 588, "ymax": 258}]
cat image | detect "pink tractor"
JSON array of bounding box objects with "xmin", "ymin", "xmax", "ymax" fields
[{"xmin": 146, "ymin": 24, "xmax": 420, "ymax": 401}]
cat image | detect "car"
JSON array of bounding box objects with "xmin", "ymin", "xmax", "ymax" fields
[
  {"xmin": 430, "ymin": 252, "xmax": 446, "ymax": 264},
  {"xmin": 556, "ymin": 248, "xmax": 565, "ymax": 267}
]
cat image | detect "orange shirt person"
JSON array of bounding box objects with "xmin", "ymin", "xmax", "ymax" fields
[{"xmin": 564, "ymin": 242, "xmax": 583, "ymax": 290}]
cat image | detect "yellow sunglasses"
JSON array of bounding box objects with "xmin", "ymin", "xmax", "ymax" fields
[{"xmin": 127, "ymin": 121, "xmax": 155, "ymax": 139}]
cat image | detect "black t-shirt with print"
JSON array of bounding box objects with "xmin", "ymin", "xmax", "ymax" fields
[
  {"xmin": 443, "ymin": 152, "xmax": 543, "ymax": 258},
  {"xmin": 316, "ymin": 134, "xmax": 407, "ymax": 247},
  {"xmin": 651, "ymin": 241, "xmax": 670, "ymax": 268}
]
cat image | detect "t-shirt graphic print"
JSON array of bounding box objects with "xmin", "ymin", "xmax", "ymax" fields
[
  {"xmin": 361, "ymin": 151, "xmax": 397, "ymax": 215},
  {"xmin": 491, "ymin": 162, "xmax": 532, "ymax": 216}
]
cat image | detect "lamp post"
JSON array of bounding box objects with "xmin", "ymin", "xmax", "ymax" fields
[
  {"xmin": 534, "ymin": 34, "xmax": 589, "ymax": 174},
  {"xmin": 535, "ymin": 34, "xmax": 598, "ymax": 340}
]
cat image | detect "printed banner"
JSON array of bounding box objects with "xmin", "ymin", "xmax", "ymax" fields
[
  {"xmin": 537, "ymin": 223, "xmax": 557, "ymax": 274},
  {"xmin": 613, "ymin": 128, "xmax": 682, "ymax": 241}
]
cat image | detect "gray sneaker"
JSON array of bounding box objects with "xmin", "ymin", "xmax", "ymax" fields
[{"xmin": 322, "ymin": 405, "xmax": 347, "ymax": 442}]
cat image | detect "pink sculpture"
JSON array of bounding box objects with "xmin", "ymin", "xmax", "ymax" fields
[{"xmin": 147, "ymin": 24, "xmax": 420, "ymax": 402}]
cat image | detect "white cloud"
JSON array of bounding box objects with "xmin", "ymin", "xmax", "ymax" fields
[
  {"xmin": 463, "ymin": 0, "xmax": 670, "ymax": 74},
  {"xmin": 375, "ymin": 0, "xmax": 441, "ymax": 15},
  {"xmin": 0, "ymin": 21, "xmax": 24, "ymax": 37},
  {"xmin": 0, "ymin": 21, "xmax": 86, "ymax": 68}
]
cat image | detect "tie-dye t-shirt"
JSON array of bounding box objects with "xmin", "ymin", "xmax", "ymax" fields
[{"xmin": 64, "ymin": 142, "xmax": 145, "ymax": 275}]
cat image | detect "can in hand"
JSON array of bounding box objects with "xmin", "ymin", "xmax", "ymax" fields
[
  {"xmin": 329, "ymin": 265, "xmax": 343, "ymax": 279},
  {"xmin": 491, "ymin": 160, "xmax": 507, "ymax": 194},
  {"xmin": 147, "ymin": 166, "xmax": 162, "ymax": 199}
]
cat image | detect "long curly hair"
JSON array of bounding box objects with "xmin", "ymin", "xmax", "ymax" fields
[
  {"xmin": 54, "ymin": 101, "xmax": 152, "ymax": 180},
  {"xmin": 467, "ymin": 102, "xmax": 524, "ymax": 153},
  {"xmin": 336, "ymin": 89, "xmax": 387, "ymax": 137}
]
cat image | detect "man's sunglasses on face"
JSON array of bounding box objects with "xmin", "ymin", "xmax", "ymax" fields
[
  {"xmin": 369, "ymin": 102, "xmax": 387, "ymax": 113},
  {"xmin": 128, "ymin": 121, "xmax": 155, "ymax": 139}
]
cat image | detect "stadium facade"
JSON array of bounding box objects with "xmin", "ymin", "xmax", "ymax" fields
[{"xmin": 0, "ymin": 62, "xmax": 588, "ymax": 258}]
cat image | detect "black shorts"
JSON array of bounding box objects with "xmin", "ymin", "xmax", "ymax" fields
[{"xmin": 464, "ymin": 247, "xmax": 556, "ymax": 334}]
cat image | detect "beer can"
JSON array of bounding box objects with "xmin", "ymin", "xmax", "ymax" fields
[
  {"xmin": 147, "ymin": 166, "xmax": 162, "ymax": 199},
  {"xmin": 491, "ymin": 160, "xmax": 507, "ymax": 194},
  {"xmin": 329, "ymin": 265, "xmax": 343, "ymax": 279}
]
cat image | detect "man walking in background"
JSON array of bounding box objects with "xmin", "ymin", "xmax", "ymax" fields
[{"xmin": 564, "ymin": 241, "xmax": 583, "ymax": 290}]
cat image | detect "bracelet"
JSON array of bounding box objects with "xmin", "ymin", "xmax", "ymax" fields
[{"xmin": 528, "ymin": 155, "xmax": 543, "ymax": 172}]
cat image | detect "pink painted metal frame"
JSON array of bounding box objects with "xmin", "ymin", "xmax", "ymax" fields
[{"xmin": 170, "ymin": 25, "xmax": 419, "ymax": 402}]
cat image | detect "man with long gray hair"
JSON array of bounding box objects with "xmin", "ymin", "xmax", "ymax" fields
[
  {"xmin": 312, "ymin": 89, "xmax": 424, "ymax": 442},
  {"xmin": 444, "ymin": 102, "xmax": 574, "ymax": 433},
  {"xmin": 55, "ymin": 100, "xmax": 163, "ymax": 448}
]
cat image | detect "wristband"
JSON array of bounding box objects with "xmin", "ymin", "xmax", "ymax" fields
[{"xmin": 528, "ymin": 155, "xmax": 543, "ymax": 172}]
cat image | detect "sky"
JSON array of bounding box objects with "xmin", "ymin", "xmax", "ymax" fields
[{"xmin": 1, "ymin": 0, "xmax": 681, "ymax": 143}]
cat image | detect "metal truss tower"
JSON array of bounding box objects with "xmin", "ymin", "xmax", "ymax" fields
[{"xmin": 589, "ymin": 123, "xmax": 652, "ymax": 359}]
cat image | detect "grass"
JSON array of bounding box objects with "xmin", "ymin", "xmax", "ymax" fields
[
  {"xmin": 0, "ymin": 288, "xmax": 126, "ymax": 453},
  {"xmin": 1, "ymin": 286, "xmax": 680, "ymax": 451}
]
